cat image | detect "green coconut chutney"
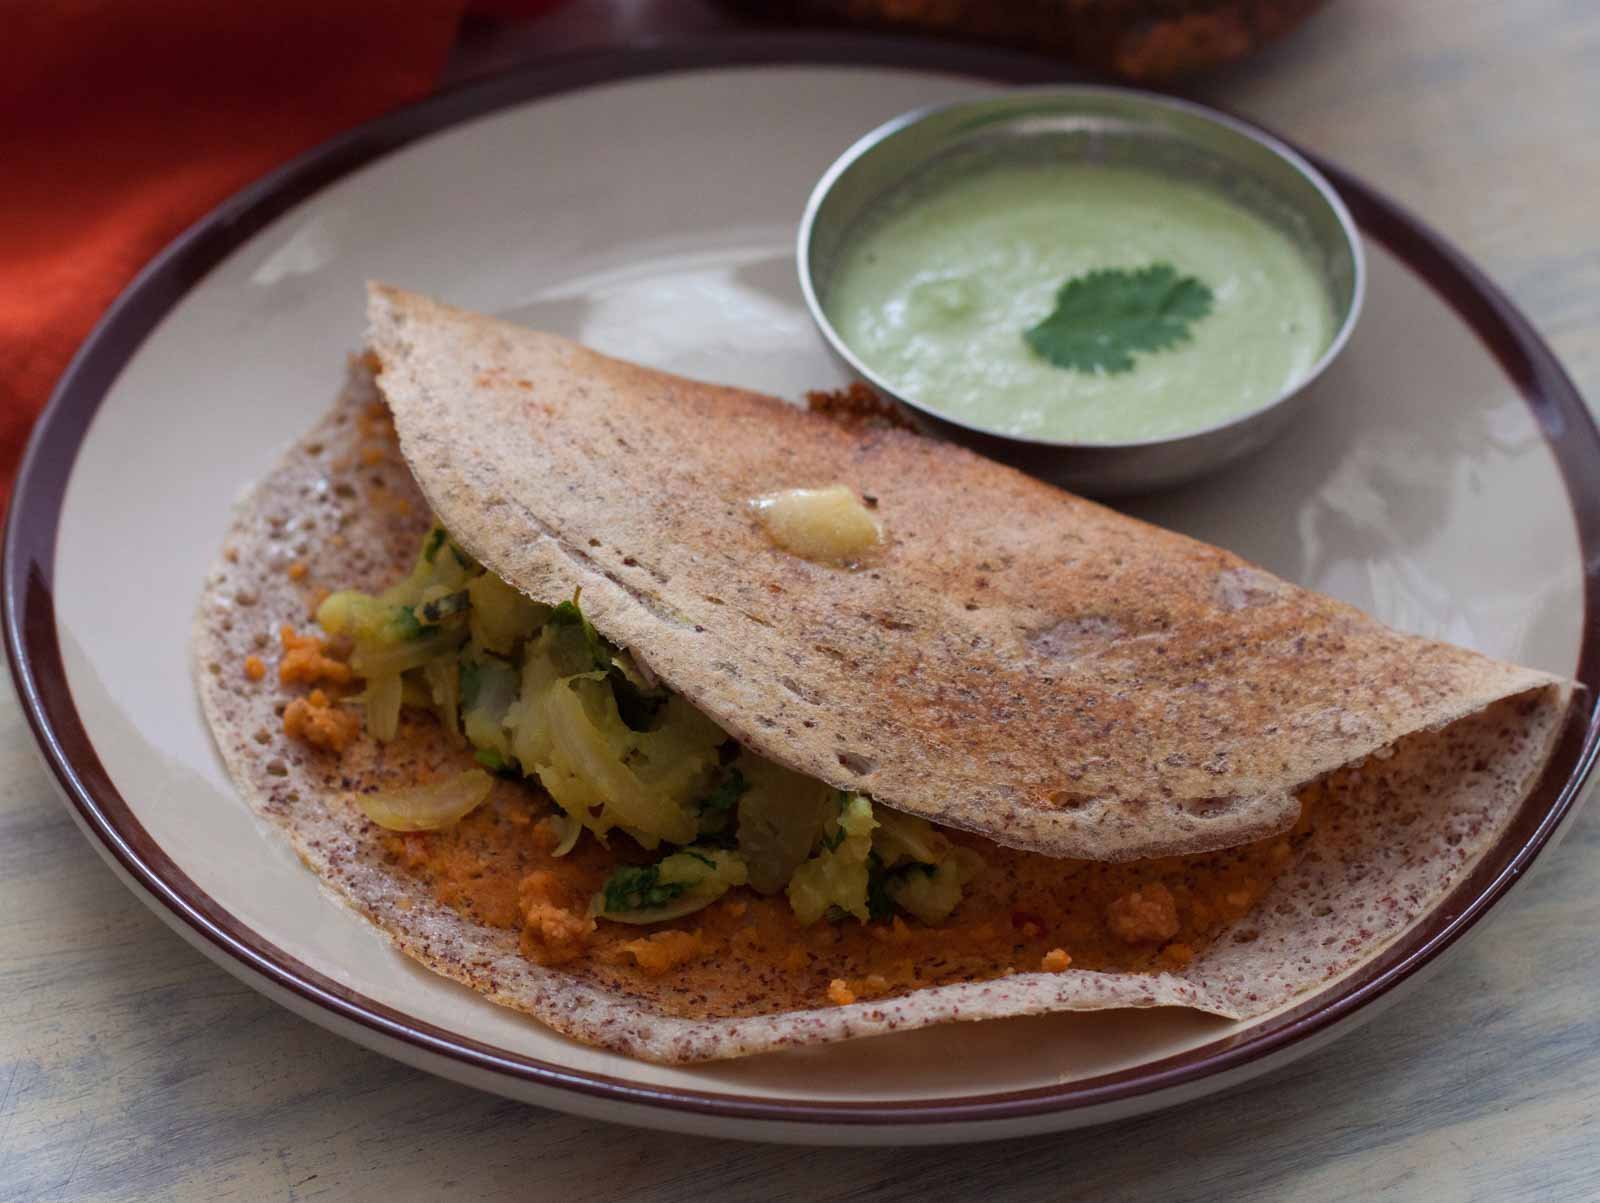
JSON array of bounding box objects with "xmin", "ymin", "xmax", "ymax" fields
[{"xmin": 824, "ymin": 162, "xmax": 1334, "ymax": 443}]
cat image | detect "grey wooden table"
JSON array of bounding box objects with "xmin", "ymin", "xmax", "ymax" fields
[{"xmin": 4, "ymin": 1, "xmax": 1598, "ymax": 1198}]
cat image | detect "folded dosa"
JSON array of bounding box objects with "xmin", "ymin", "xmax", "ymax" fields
[
  {"xmin": 365, "ymin": 285, "xmax": 1558, "ymax": 860},
  {"xmin": 191, "ymin": 291, "xmax": 1567, "ymax": 1062}
]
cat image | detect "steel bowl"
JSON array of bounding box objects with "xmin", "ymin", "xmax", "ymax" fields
[{"xmin": 797, "ymin": 87, "xmax": 1365, "ymax": 496}]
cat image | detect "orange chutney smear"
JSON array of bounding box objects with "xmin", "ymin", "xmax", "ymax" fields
[{"xmin": 371, "ymin": 768, "xmax": 1324, "ymax": 1020}]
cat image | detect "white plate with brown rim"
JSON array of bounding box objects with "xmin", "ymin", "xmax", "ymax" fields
[{"xmin": 6, "ymin": 37, "xmax": 1597, "ymax": 1145}]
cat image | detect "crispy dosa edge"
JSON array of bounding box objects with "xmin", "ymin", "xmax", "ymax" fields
[
  {"xmin": 193, "ymin": 360, "xmax": 1567, "ymax": 1064},
  {"xmin": 363, "ymin": 285, "xmax": 1560, "ymax": 862}
]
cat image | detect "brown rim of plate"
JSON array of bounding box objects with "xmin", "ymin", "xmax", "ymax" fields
[{"xmin": 5, "ymin": 35, "xmax": 1597, "ymax": 1131}]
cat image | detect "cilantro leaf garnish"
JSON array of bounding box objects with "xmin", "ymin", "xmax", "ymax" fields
[
  {"xmin": 549, "ymin": 589, "xmax": 611, "ymax": 671},
  {"xmin": 693, "ymin": 767, "xmax": 748, "ymax": 842},
  {"xmin": 391, "ymin": 606, "xmax": 424, "ymax": 641},
  {"xmin": 420, "ymin": 525, "xmax": 473, "ymax": 568},
  {"xmin": 423, "ymin": 527, "xmax": 448, "ymax": 563},
  {"xmin": 697, "ymin": 768, "xmax": 748, "ymax": 817},
  {"xmin": 601, "ymin": 864, "xmax": 689, "ymax": 914},
  {"xmin": 1024, "ymin": 264, "xmax": 1213, "ymax": 375}
]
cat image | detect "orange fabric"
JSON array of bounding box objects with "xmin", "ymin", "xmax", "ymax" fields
[{"xmin": 0, "ymin": 1, "xmax": 559, "ymax": 502}]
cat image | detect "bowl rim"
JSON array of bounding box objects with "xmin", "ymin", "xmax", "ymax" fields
[{"xmin": 797, "ymin": 82, "xmax": 1368, "ymax": 452}]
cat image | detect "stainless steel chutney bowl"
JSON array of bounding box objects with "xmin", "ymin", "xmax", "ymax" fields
[{"xmin": 798, "ymin": 87, "xmax": 1365, "ymax": 496}]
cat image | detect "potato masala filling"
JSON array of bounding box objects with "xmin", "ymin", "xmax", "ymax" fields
[{"xmin": 266, "ymin": 519, "xmax": 1318, "ymax": 1014}]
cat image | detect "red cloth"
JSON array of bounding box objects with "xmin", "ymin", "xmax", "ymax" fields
[{"xmin": 0, "ymin": 1, "xmax": 560, "ymax": 502}]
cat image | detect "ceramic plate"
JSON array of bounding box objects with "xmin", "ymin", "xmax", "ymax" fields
[{"xmin": 7, "ymin": 39, "xmax": 1598, "ymax": 1145}]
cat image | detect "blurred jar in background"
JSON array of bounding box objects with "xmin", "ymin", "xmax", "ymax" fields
[{"xmin": 714, "ymin": 0, "xmax": 1329, "ymax": 82}]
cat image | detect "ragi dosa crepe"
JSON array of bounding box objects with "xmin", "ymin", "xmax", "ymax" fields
[
  {"xmin": 193, "ymin": 289, "xmax": 1566, "ymax": 1063},
  {"xmin": 365, "ymin": 287, "xmax": 1556, "ymax": 862}
]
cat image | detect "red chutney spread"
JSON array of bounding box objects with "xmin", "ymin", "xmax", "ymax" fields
[{"xmin": 368, "ymin": 771, "xmax": 1321, "ymax": 1020}]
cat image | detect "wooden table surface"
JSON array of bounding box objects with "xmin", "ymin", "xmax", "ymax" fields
[{"xmin": 5, "ymin": 1, "xmax": 1598, "ymax": 1198}]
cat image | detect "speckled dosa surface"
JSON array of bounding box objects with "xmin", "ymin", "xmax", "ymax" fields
[
  {"xmin": 192, "ymin": 344, "xmax": 1564, "ymax": 1063},
  {"xmin": 365, "ymin": 287, "xmax": 1559, "ymax": 862}
]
